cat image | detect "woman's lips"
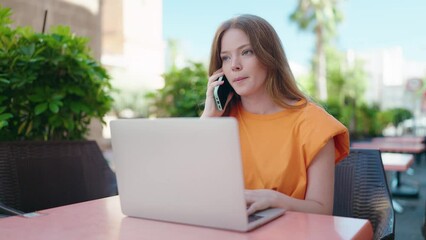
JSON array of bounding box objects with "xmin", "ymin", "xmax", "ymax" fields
[{"xmin": 234, "ymin": 76, "xmax": 247, "ymax": 82}]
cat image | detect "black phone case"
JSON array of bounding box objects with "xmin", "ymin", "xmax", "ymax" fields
[{"xmin": 214, "ymin": 76, "xmax": 233, "ymax": 111}]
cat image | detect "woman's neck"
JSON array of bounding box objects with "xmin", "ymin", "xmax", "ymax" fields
[
  {"xmin": 239, "ymin": 94, "xmax": 301, "ymax": 115},
  {"xmin": 240, "ymin": 95, "xmax": 283, "ymax": 115}
]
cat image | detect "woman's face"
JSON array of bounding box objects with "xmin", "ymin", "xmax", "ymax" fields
[{"xmin": 220, "ymin": 28, "xmax": 268, "ymax": 99}]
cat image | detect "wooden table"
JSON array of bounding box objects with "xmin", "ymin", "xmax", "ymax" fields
[
  {"xmin": 0, "ymin": 196, "xmax": 373, "ymax": 240},
  {"xmin": 352, "ymin": 142, "xmax": 426, "ymax": 154},
  {"xmin": 380, "ymin": 153, "xmax": 419, "ymax": 197},
  {"xmin": 381, "ymin": 152, "xmax": 414, "ymax": 172}
]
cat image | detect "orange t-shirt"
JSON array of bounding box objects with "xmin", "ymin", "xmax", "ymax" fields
[{"xmin": 230, "ymin": 101, "xmax": 349, "ymax": 199}]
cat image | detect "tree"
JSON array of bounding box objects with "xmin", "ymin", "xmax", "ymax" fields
[
  {"xmin": 167, "ymin": 38, "xmax": 180, "ymax": 70},
  {"xmin": 290, "ymin": 0, "xmax": 343, "ymax": 100},
  {"xmin": 326, "ymin": 47, "xmax": 366, "ymax": 105},
  {"xmin": 145, "ymin": 62, "xmax": 207, "ymax": 117}
]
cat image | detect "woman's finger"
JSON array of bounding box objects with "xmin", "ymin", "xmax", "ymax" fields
[
  {"xmin": 207, "ymin": 69, "xmax": 224, "ymax": 85},
  {"xmin": 247, "ymin": 203, "xmax": 258, "ymax": 216}
]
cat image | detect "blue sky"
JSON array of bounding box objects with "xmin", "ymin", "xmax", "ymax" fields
[{"xmin": 163, "ymin": 0, "xmax": 426, "ymax": 67}]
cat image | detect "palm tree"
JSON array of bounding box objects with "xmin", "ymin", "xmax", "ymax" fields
[
  {"xmin": 167, "ymin": 38, "xmax": 180, "ymax": 70},
  {"xmin": 290, "ymin": 0, "xmax": 343, "ymax": 100}
]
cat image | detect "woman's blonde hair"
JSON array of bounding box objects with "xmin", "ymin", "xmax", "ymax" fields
[{"xmin": 209, "ymin": 14, "xmax": 307, "ymax": 112}]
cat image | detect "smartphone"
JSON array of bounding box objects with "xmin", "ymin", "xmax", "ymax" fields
[{"xmin": 213, "ymin": 75, "xmax": 233, "ymax": 111}]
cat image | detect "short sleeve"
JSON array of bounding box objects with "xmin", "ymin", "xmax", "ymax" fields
[{"xmin": 299, "ymin": 104, "xmax": 350, "ymax": 166}]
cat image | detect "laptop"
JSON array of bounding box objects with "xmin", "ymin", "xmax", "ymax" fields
[{"xmin": 110, "ymin": 117, "xmax": 285, "ymax": 232}]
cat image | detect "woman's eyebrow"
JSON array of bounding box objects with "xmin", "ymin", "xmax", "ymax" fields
[{"xmin": 220, "ymin": 43, "xmax": 251, "ymax": 54}]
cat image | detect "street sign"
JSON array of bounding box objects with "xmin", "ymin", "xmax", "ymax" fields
[{"xmin": 406, "ymin": 78, "xmax": 423, "ymax": 92}]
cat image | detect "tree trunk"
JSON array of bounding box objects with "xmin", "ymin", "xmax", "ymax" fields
[{"xmin": 315, "ymin": 26, "xmax": 327, "ymax": 100}]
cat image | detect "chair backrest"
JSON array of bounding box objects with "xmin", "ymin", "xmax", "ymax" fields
[
  {"xmin": 0, "ymin": 140, "xmax": 117, "ymax": 214},
  {"xmin": 333, "ymin": 148, "xmax": 395, "ymax": 240}
]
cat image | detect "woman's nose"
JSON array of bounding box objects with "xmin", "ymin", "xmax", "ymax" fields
[{"xmin": 231, "ymin": 57, "xmax": 242, "ymax": 71}]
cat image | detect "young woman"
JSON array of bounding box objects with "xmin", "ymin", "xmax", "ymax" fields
[{"xmin": 201, "ymin": 14, "xmax": 349, "ymax": 215}]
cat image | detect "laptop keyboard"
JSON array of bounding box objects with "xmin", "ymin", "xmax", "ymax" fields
[{"xmin": 248, "ymin": 214, "xmax": 264, "ymax": 223}]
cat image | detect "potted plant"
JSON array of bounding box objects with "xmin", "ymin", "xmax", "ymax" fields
[
  {"xmin": 0, "ymin": 5, "xmax": 116, "ymax": 214},
  {"xmin": 0, "ymin": 7, "xmax": 112, "ymax": 140}
]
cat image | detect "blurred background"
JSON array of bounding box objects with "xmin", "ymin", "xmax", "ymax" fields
[
  {"xmin": 3, "ymin": 0, "xmax": 426, "ymax": 147},
  {"xmin": 2, "ymin": 1, "xmax": 425, "ymax": 238}
]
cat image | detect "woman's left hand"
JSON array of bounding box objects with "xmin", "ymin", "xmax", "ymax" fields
[{"xmin": 245, "ymin": 189, "xmax": 282, "ymax": 215}]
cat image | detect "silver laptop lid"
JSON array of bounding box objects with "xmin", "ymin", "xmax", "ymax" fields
[{"xmin": 110, "ymin": 118, "xmax": 249, "ymax": 231}]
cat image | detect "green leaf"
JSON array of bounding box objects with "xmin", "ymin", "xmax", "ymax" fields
[
  {"xmin": 0, "ymin": 113, "xmax": 12, "ymax": 121},
  {"xmin": 49, "ymin": 102, "xmax": 59, "ymax": 113},
  {"xmin": 51, "ymin": 34, "xmax": 64, "ymax": 42},
  {"xmin": 16, "ymin": 26, "xmax": 34, "ymax": 38},
  {"xmin": 0, "ymin": 121, "xmax": 8, "ymax": 129},
  {"xmin": 64, "ymin": 118, "xmax": 75, "ymax": 130},
  {"xmin": 70, "ymin": 102, "xmax": 81, "ymax": 113},
  {"xmin": 28, "ymin": 94, "xmax": 44, "ymax": 102},
  {"xmin": 52, "ymin": 94, "xmax": 64, "ymax": 101},
  {"xmin": 0, "ymin": 77, "xmax": 9, "ymax": 84},
  {"xmin": 19, "ymin": 43, "xmax": 35, "ymax": 56},
  {"xmin": 51, "ymin": 99, "xmax": 63, "ymax": 107},
  {"xmin": 35, "ymin": 102, "xmax": 48, "ymax": 115},
  {"xmin": 80, "ymin": 104, "xmax": 91, "ymax": 113},
  {"xmin": 48, "ymin": 115, "xmax": 62, "ymax": 127},
  {"xmin": 50, "ymin": 25, "xmax": 72, "ymax": 36},
  {"xmin": 0, "ymin": 6, "xmax": 13, "ymax": 26}
]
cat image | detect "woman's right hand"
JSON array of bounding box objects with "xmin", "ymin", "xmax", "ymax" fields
[{"xmin": 200, "ymin": 69, "xmax": 233, "ymax": 118}]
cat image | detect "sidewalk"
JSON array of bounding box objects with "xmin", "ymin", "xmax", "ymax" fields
[{"xmin": 393, "ymin": 161, "xmax": 425, "ymax": 239}]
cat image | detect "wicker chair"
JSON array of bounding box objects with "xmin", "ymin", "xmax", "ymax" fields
[
  {"xmin": 333, "ymin": 148, "xmax": 395, "ymax": 240},
  {"xmin": 0, "ymin": 140, "xmax": 117, "ymax": 215},
  {"xmin": 422, "ymin": 200, "xmax": 426, "ymax": 238}
]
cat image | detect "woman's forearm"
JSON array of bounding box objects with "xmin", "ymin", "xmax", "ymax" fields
[{"xmin": 273, "ymin": 192, "xmax": 333, "ymax": 215}]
